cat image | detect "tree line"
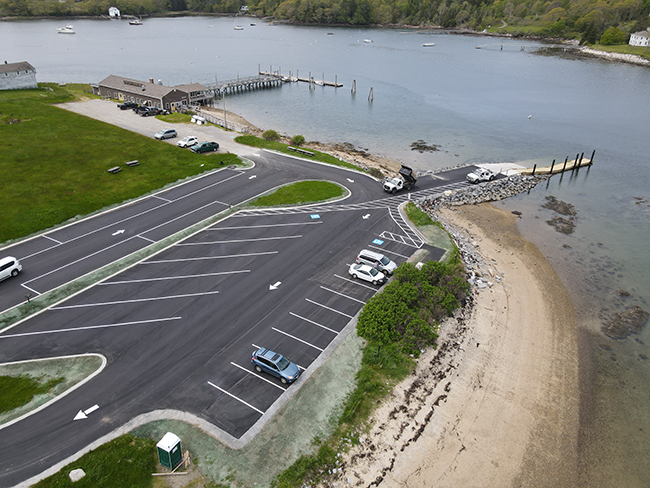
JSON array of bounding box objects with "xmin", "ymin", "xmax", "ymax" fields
[{"xmin": 2, "ymin": 0, "xmax": 649, "ymax": 43}]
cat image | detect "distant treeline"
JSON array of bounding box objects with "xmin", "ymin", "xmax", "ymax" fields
[{"xmin": 2, "ymin": 0, "xmax": 649, "ymax": 42}]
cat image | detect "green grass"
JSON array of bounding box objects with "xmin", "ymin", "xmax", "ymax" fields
[
  {"xmin": 32, "ymin": 434, "xmax": 156, "ymax": 488},
  {"xmin": 235, "ymin": 134, "xmax": 361, "ymax": 171},
  {"xmin": 0, "ymin": 375, "xmax": 64, "ymax": 413},
  {"xmin": 156, "ymin": 112, "xmax": 193, "ymax": 124},
  {"xmin": 0, "ymin": 84, "xmax": 241, "ymax": 244},
  {"xmin": 248, "ymin": 181, "xmax": 345, "ymax": 207},
  {"xmin": 404, "ymin": 201, "xmax": 435, "ymax": 226},
  {"xmin": 590, "ymin": 43, "xmax": 650, "ymax": 61}
]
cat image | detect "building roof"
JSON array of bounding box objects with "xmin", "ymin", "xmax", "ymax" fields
[
  {"xmin": 174, "ymin": 83, "xmax": 208, "ymax": 94},
  {"xmin": 98, "ymin": 74, "xmax": 188, "ymax": 98},
  {"xmin": 631, "ymin": 30, "xmax": 650, "ymax": 38},
  {"xmin": 0, "ymin": 61, "xmax": 36, "ymax": 74}
]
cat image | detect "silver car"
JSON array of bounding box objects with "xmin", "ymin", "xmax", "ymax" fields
[{"xmin": 154, "ymin": 128, "xmax": 177, "ymax": 140}]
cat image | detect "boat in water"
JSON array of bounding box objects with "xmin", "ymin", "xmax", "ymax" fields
[
  {"xmin": 234, "ymin": 25, "xmax": 244, "ymax": 30},
  {"xmin": 57, "ymin": 25, "xmax": 75, "ymax": 34},
  {"xmin": 129, "ymin": 19, "xmax": 143, "ymax": 25},
  {"xmin": 422, "ymin": 42, "xmax": 435, "ymax": 47},
  {"xmin": 363, "ymin": 38, "xmax": 373, "ymax": 43}
]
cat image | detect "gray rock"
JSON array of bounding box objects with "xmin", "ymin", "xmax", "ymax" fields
[{"xmin": 69, "ymin": 469, "xmax": 86, "ymax": 482}]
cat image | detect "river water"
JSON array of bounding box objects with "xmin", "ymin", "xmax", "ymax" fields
[{"xmin": 2, "ymin": 15, "xmax": 649, "ymax": 486}]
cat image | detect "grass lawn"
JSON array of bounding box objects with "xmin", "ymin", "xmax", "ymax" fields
[
  {"xmin": 234, "ymin": 135, "xmax": 361, "ymax": 172},
  {"xmin": 32, "ymin": 434, "xmax": 157, "ymax": 488},
  {"xmin": 248, "ymin": 181, "xmax": 345, "ymax": 207},
  {"xmin": 0, "ymin": 375, "xmax": 64, "ymax": 413},
  {"xmin": 0, "ymin": 84, "xmax": 241, "ymax": 244},
  {"xmin": 590, "ymin": 43, "xmax": 650, "ymax": 60}
]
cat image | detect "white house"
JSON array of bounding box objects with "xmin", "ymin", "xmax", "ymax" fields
[
  {"xmin": 108, "ymin": 6, "xmax": 120, "ymax": 18},
  {"xmin": 629, "ymin": 29, "xmax": 649, "ymax": 47},
  {"xmin": 0, "ymin": 61, "xmax": 37, "ymax": 91}
]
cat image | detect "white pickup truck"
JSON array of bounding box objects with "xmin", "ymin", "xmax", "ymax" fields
[{"xmin": 383, "ymin": 165, "xmax": 417, "ymax": 194}]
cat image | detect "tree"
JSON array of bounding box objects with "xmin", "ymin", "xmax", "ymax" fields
[
  {"xmin": 262, "ymin": 129, "xmax": 280, "ymax": 141},
  {"xmin": 291, "ymin": 134, "xmax": 305, "ymax": 146},
  {"xmin": 600, "ymin": 26, "xmax": 627, "ymax": 44}
]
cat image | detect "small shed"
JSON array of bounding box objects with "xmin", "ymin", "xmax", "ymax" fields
[{"xmin": 156, "ymin": 432, "xmax": 182, "ymax": 470}]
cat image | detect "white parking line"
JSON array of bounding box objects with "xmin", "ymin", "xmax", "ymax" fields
[
  {"xmin": 304, "ymin": 298, "xmax": 353, "ymax": 318},
  {"xmin": 50, "ymin": 290, "xmax": 220, "ymax": 310},
  {"xmin": 207, "ymin": 381, "xmax": 264, "ymax": 415},
  {"xmin": 230, "ymin": 362, "xmax": 286, "ymax": 391},
  {"xmin": 43, "ymin": 235, "xmax": 62, "ymax": 245},
  {"xmin": 99, "ymin": 270, "xmax": 250, "ymax": 285},
  {"xmin": 178, "ymin": 235, "xmax": 302, "ymax": 246},
  {"xmin": 289, "ymin": 312, "xmax": 338, "ymax": 334},
  {"xmin": 137, "ymin": 235, "xmax": 156, "ymax": 243},
  {"xmin": 0, "ymin": 317, "xmax": 182, "ymax": 339},
  {"xmin": 334, "ymin": 274, "xmax": 380, "ymax": 291},
  {"xmin": 207, "ymin": 222, "xmax": 322, "ymax": 230},
  {"xmin": 143, "ymin": 251, "xmax": 278, "ymax": 264},
  {"xmin": 271, "ymin": 327, "xmax": 323, "ymax": 351},
  {"xmin": 153, "ymin": 195, "xmax": 172, "ymax": 203},
  {"xmin": 367, "ymin": 245, "xmax": 410, "ymax": 259},
  {"xmin": 319, "ymin": 286, "xmax": 366, "ymax": 304}
]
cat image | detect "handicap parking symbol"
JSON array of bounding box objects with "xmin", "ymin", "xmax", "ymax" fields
[{"xmin": 372, "ymin": 239, "xmax": 384, "ymax": 245}]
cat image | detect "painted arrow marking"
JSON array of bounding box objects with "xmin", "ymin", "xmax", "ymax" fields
[
  {"xmin": 269, "ymin": 281, "xmax": 281, "ymax": 290},
  {"xmin": 347, "ymin": 178, "xmax": 354, "ymax": 183},
  {"xmin": 112, "ymin": 229, "xmax": 125, "ymax": 236},
  {"xmin": 363, "ymin": 214, "xmax": 370, "ymax": 219},
  {"xmin": 249, "ymin": 175, "xmax": 257, "ymax": 179},
  {"xmin": 74, "ymin": 404, "xmax": 99, "ymax": 420}
]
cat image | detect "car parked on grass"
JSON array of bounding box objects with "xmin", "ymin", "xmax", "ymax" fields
[
  {"xmin": 0, "ymin": 256, "xmax": 22, "ymax": 282},
  {"xmin": 117, "ymin": 101, "xmax": 138, "ymax": 110},
  {"xmin": 190, "ymin": 141, "xmax": 219, "ymax": 153},
  {"xmin": 349, "ymin": 263, "xmax": 387, "ymax": 285},
  {"xmin": 177, "ymin": 136, "xmax": 199, "ymax": 148},
  {"xmin": 154, "ymin": 129, "xmax": 177, "ymax": 140},
  {"xmin": 356, "ymin": 249, "xmax": 397, "ymax": 275},
  {"xmin": 251, "ymin": 347, "xmax": 301, "ymax": 384},
  {"xmin": 466, "ymin": 167, "xmax": 496, "ymax": 184}
]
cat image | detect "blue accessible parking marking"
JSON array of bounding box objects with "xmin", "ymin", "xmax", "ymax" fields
[
  {"xmin": 372, "ymin": 239, "xmax": 384, "ymax": 245},
  {"xmin": 310, "ymin": 214, "xmax": 320, "ymax": 219}
]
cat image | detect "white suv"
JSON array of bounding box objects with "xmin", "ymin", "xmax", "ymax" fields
[
  {"xmin": 356, "ymin": 249, "xmax": 397, "ymax": 275},
  {"xmin": 0, "ymin": 256, "xmax": 22, "ymax": 282}
]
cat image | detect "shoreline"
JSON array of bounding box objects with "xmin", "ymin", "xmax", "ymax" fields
[{"xmin": 320, "ymin": 203, "xmax": 580, "ymax": 487}]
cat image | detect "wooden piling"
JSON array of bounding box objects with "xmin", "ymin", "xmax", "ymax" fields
[
  {"xmin": 352, "ymin": 80, "xmax": 356, "ymax": 94},
  {"xmin": 591, "ymin": 149, "xmax": 595, "ymax": 162},
  {"xmin": 562, "ymin": 157, "xmax": 568, "ymax": 172},
  {"xmin": 532, "ymin": 164, "xmax": 537, "ymax": 176},
  {"xmin": 368, "ymin": 87, "xmax": 373, "ymax": 101},
  {"xmin": 550, "ymin": 159, "xmax": 555, "ymax": 174}
]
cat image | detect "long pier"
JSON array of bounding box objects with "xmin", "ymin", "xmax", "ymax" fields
[{"xmin": 203, "ymin": 73, "xmax": 284, "ymax": 97}]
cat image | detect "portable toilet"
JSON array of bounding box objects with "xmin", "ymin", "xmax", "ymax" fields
[{"xmin": 156, "ymin": 432, "xmax": 182, "ymax": 470}]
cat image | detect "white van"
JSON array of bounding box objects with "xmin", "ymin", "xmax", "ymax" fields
[
  {"xmin": 0, "ymin": 256, "xmax": 22, "ymax": 282},
  {"xmin": 356, "ymin": 249, "xmax": 397, "ymax": 275}
]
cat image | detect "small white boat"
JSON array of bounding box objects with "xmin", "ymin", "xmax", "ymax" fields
[
  {"xmin": 363, "ymin": 38, "xmax": 373, "ymax": 43},
  {"xmin": 422, "ymin": 42, "xmax": 435, "ymax": 47},
  {"xmin": 234, "ymin": 25, "xmax": 244, "ymax": 30},
  {"xmin": 57, "ymin": 24, "xmax": 75, "ymax": 34},
  {"xmin": 250, "ymin": 23, "xmax": 256, "ymax": 26},
  {"xmin": 129, "ymin": 19, "xmax": 143, "ymax": 25}
]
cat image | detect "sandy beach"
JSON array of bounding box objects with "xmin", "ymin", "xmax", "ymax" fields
[{"xmin": 321, "ymin": 204, "xmax": 580, "ymax": 487}]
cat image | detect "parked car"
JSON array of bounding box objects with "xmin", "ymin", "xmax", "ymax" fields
[
  {"xmin": 0, "ymin": 256, "xmax": 22, "ymax": 282},
  {"xmin": 133, "ymin": 105, "xmax": 151, "ymax": 114},
  {"xmin": 190, "ymin": 141, "xmax": 219, "ymax": 153},
  {"xmin": 356, "ymin": 249, "xmax": 397, "ymax": 275},
  {"xmin": 251, "ymin": 347, "xmax": 301, "ymax": 384},
  {"xmin": 154, "ymin": 129, "xmax": 177, "ymax": 140},
  {"xmin": 117, "ymin": 101, "xmax": 138, "ymax": 110},
  {"xmin": 349, "ymin": 263, "xmax": 387, "ymax": 285},
  {"xmin": 466, "ymin": 167, "xmax": 496, "ymax": 184},
  {"xmin": 140, "ymin": 109, "xmax": 156, "ymax": 117},
  {"xmin": 177, "ymin": 136, "xmax": 199, "ymax": 148}
]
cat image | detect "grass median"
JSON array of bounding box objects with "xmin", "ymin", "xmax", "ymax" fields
[{"xmin": 0, "ymin": 84, "xmax": 241, "ymax": 244}]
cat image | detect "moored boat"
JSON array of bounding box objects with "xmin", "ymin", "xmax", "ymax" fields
[{"xmin": 57, "ymin": 25, "xmax": 75, "ymax": 34}]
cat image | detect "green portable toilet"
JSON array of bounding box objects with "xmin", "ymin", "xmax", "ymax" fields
[{"xmin": 156, "ymin": 432, "xmax": 182, "ymax": 470}]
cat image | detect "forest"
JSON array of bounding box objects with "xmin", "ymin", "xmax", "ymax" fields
[{"xmin": 2, "ymin": 0, "xmax": 650, "ymax": 43}]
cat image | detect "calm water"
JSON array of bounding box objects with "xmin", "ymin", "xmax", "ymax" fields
[{"xmin": 3, "ymin": 16, "xmax": 649, "ymax": 485}]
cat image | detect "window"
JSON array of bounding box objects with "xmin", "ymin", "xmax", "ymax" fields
[{"xmin": 0, "ymin": 261, "xmax": 13, "ymax": 272}]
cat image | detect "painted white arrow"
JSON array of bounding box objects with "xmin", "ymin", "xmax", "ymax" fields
[
  {"xmin": 74, "ymin": 404, "xmax": 99, "ymax": 421},
  {"xmin": 269, "ymin": 281, "xmax": 281, "ymax": 290},
  {"xmin": 112, "ymin": 229, "xmax": 125, "ymax": 236},
  {"xmin": 362, "ymin": 214, "xmax": 370, "ymax": 219},
  {"xmin": 249, "ymin": 175, "xmax": 257, "ymax": 179},
  {"xmin": 347, "ymin": 178, "xmax": 355, "ymax": 183}
]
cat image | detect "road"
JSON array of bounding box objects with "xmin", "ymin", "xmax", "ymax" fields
[{"xmin": 0, "ymin": 103, "xmax": 484, "ymax": 486}]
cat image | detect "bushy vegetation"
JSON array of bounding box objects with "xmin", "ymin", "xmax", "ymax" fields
[
  {"xmin": 0, "ymin": 375, "xmax": 64, "ymax": 413},
  {"xmin": 2, "ymin": 0, "xmax": 648, "ymax": 43},
  {"xmin": 290, "ymin": 134, "xmax": 305, "ymax": 146},
  {"xmin": 263, "ymin": 129, "xmax": 281, "ymax": 141},
  {"xmin": 358, "ymin": 260, "xmax": 468, "ymax": 356}
]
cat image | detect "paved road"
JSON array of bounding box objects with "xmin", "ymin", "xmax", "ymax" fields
[{"xmin": 0, "ymin": 101, "xmax": 487, "ymax": 486}]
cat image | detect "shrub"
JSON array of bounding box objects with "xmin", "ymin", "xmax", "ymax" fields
[
  {"xmin": 291, "ymin": 134, "xmax": 305, "ymax": 146},
  {"xmin": 263, "ymin": 129, "xmax": 280, "ymax": 141},
  {"xmin": 600, "ymin": 27, "xmax": 627, "ymax": 45}
]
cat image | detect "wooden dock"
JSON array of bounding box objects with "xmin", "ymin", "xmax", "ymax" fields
[
  {"xmin": 259, "ymin": 71, "xmax": 343, "ymax": 88},
  {"xmin": 517, "ymin": 151, "xmax": 594, "ymax": 176},
  {"xmin": 203, "ymin": 73, "xmax": 284, "ymax": 97}
]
